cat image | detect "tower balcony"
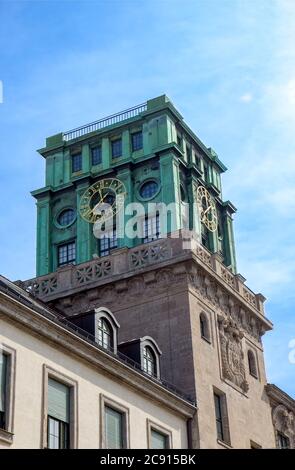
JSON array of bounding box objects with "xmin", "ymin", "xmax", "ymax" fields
[{"xmin": 17, "ymin": 231, "xmax": 271, "ymax": 334}]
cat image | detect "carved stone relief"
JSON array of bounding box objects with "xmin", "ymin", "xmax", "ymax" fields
[{"xmin": 218, "ymin": 314, "xmax": 249, "ymax": 393}]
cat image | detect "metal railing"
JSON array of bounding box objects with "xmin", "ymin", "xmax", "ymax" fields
[{"xmin": 63, "ymin": 102, "xmax": 147, "ymax": 142}]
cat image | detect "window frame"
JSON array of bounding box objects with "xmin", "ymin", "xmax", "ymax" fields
[
  {"xmin": 200, "ymin": 312, "xmax": 211, "ymax": 343},
  {"xmin": 142, "ymin": 213, "xmax": 160, "ymax": 244},
  {"xmin": 42, "ymin": 365, "xmax": 78, "ymax": 449},
  {"xmin": 213, "ymin": 388, "xmax": 231, "ymax": 446},
  {"xmin": 57, "ymin": 240, "xmax": 76, "ymax": 267},
  {"xmin": 140, "ymin": 337, "xmax": 161, "ymax": 380},
  {"xmin": 247, "ymin": 349, "xmax": 258, "ymax": 379},
  {"xmin": 91, "ymin": 145, "xmax": 102, "ymax": 166},
  {"xmin": 98, "ymin": 228, "xmax": 118, "ymax": 257},
  {"xmin": 100, "ymin": 394, "xmax": 130, "ymax": 449},
  {"xmin": 131, "ymin": 131, "xmax": 143, "ymax": 152},
  {"xmin": 0, "ymin": 344, "xmax": 16, "ymax": 445},
  {"xmin": 147, "ymin": 419, "xmax": 172, "ymax": 449},
  {"xmin": 71, "ymin": 152, "xmax": 82, "ymax": 173},
  {"xmin": 94, "ymin": 307, "xmax": 120, "ymax": 354},
  {"xmin": 111, "ymin": 138, "xmax": 122, "ymax": 159},
  {"xmin": 277, "ymin": 431, "xmax": 290, "ymax": 449}
]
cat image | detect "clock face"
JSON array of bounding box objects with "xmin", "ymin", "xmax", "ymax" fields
[
  {"xmin": 196, "ymin": 185, "xmax": 218, "ymax": 232},
  {"xmin": 79, "ymin": 178, "xmax": 126, "ymax": 223}
]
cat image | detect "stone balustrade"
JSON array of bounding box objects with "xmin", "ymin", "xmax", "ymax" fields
[{"xmin": 18, "ymin": 232, "xmax": 265, "ymax": 315}]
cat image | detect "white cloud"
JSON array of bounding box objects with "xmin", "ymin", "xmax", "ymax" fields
[{"xmin": 240, "ymin": 93, "xmax": 253, "ymax": 103}]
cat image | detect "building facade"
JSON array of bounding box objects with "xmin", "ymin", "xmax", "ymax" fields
[{"xmin": 0, "ymin": 95, "xmax": 294, "ymax": 448}]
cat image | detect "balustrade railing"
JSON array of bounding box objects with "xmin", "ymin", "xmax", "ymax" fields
[{"xmin": 63, "ymin": 102, "xmax": 147, "ymax": 141}]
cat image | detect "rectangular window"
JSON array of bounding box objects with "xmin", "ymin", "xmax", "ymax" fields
[
  {"xmin": 151, "ymin": 429, "xmax": 169, "ymax": 449},
  {"xmin": 0, "ymin": 353, "xmax": 7, "ymax": 430},
  {"xmin": 131, "ymin": 131, "xmax": 143, "ymax": 151},
  {"xmin": 58, "ymin": 241, "xmax": 76, "ymax": 266},
  {"xmin": 99, "ymin": 230, "xmax": 117, "ymax": 257},
  {"xmin": 111, "ymin": 139, "xmax": 122, "ymax": 158},
  {"xmin": 214, "ymin": 391, "xmax": 230, "ymax": 445},
  {"xmin": 47, "ymin": 378, "xmax": 70, "ymax": 449},
  {"xmin": 177, "ymin": 133, "xmax": 182, "ymax": 149},
  {"xmin": 278, "ymin": 432, "xmax": 290, "ymax": 449},
  {"xmin": 91, "ymin": 146, "xmax": 102, "ymax": 166},
  {"xmin": 71, "ymin": 153, "xmax": 82, "ymax": 173},
  {"xmin": 143, "ymin": 213, "xmax": 160, "ymax": 244},
  {"xmin": 203, "ymin": 164, "xmax": 210, "ymax": 183},
  {"xmin": 214, "ymin": 393, "xmax": 224, "ymax": 441},
  {"xmin": 105, "ymin": 406, "xmax": 124, "ymax": 449}
]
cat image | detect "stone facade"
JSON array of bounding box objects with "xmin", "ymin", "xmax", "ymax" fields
[
  {"xmin": 0, "ymin": 275, "xmax": 196, "ymax": 449},
  {"xmin": 266, "ymin": 384, "xmax": 295, "ymax": 449}
]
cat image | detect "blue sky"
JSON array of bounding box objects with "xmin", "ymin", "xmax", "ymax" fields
[{"xmin": 0, "ymin": 0, "xmax": 294, "ymax": 396}]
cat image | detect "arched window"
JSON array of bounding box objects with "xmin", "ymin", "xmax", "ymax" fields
[
  {"xmin": 143, "ymin": 346, "xmax": 156, "ymax": 377},
  {"xmin": 248, "ymin": 350, "xmax": 258, "ymax": 378},
  {"xmin": 97, "ymin": 317, "xmax": 113, "ymax": 351},
  {"xmin": 200, "ymin": 313, "xmax": 210, "ymax": 341}
]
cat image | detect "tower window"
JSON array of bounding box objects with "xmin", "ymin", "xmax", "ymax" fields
[
  {"xmin": 200, "ymin": 313, "xmax": 210, "ymax": 342},
  {"xmin": 248, "ymin": 350, "xmax": 258, "ymax": 378},
  {"xmin": 143, "ymin": 213, "xmax": 160, "ymax": 243},
  {"xmin": 97, "ymin": 317, "xmax": 113, "ymax": 350},
  {"xmin": 57, "ymin": 209, "xmax": 75, "ymax": 227},
  {"xmin": 99, "ymin": 229, "xmax": 117, "ymax": 257},
  {"xmin": 58, "ymin": 241, "xmax": 76, "ymax": 266},
  {"xmin": 111, "ymin": 139, "xmax": 122, "ymax": 158},
  {"xmin": 71, "ymin": 153, "xmax": 82, "ymax": 173},
  {"xmin": 201, "ymin": 224, "xmax": 210, "ymax": 250},
  {"xmin": 214, "ymin": 393, "xmax": 224, "ymax": 441},
  {"xmin": 143, "ymin": 346, "xmax": 156, "ymax": 377},
  {"xmin": 131, "ymin": 131, "xmax": 143, "ymax": 151},
  {"xmin": 91, "ymin": 146, "xmax": 102, "ymax": 166},
  {"xmin": 139, "ymin": 180, "xmax": 159, "ymax": 199},
  {"xmin": 213, "ymin": 390, "xmax": 230, "ymax": 444},
  {"xmin": 278, "ymin": 432, "xmax": 290, "ymax": 449}
]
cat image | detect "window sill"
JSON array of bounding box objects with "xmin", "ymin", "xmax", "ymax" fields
[
  {"xmin": 217, "ymin": 439, "xmax": 232, "ymax": 449},
  {"xmin": 0, "ymin": 428, "xmax": 14, "ymax": 445},
  {"xmin": 201, "ymin": 335, "xmax": 211, "ymax": 344}
]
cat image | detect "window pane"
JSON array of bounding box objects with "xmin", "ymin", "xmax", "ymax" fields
[
  {"xmin": 72, "ymin": 154, "xmax": 82, "ymax": 172},
  {"xmin": 58, "ymin": 209, "xmax": 75, "ymax": 227},
  {"xmin": 111, "ymin": 139, "xmax": 122, "ymax": 158},
  {"xmin": 151, "ymin": 429, "xmax": 167, "ymax": 449},
  {"xmin": 48, "ymin": 416, "xmax": 69, "ymax": 449},
  {"xmin": 131, "ymin": 132, "xmax": 143, "ymax": 151},
  {"xmin": 214, "ymin": 393, "xmax": 224, "ymax": 441},
  {"xmin": 97, "ymin": 318, "xmax": 113, "ymax": 350},
  {"xmin": 99, "ymin": 230, "xmax": 117, "ymax": 257},
  {"xmin": 143, "ymin": 214, "xmax": 160, "ymax": 243},
  {"xmin": 91, "ymin": 146, "xmax": 102, "ymax": 165},
  {"xmin": 48, "ymin": 378, "xmax": 70, "ymax": 423},
  {"xmin": 105, "ymin": 406, "xmax": 123, "ymax": 449},
  {"xmin": 140, "ymin": 181, "xmax": 158, "ymax": 199},
  {"xmin": 58, "ymin": 242, "xmax": 76, "ymax": 266},
  {"xmin": 0, "ymin": 353, "xmax": 7, "ymax": 429}
]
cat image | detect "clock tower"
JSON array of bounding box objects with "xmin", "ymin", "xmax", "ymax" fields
[{"xmin": 26, "ymin": 95, "xmax": 276, "ymax": 448}]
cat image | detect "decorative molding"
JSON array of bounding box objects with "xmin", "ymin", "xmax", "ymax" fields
[{"xmin": 217, "ymin": 315, "xmax": 249, "ymax": 393}]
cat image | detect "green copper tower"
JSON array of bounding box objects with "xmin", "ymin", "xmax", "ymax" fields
[{"xmin": 32, "ymin": 95, "xmax": 237, "ymax": 277}]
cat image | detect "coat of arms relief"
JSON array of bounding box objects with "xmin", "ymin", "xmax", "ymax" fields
[{"xmin": 218, "ymin": 314, "xmax": 249, "ymax": 393}]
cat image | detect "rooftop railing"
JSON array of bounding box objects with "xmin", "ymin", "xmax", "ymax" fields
[{"xmin": 62, "ymin": 102, "xmax": 147, "ymax": 142}]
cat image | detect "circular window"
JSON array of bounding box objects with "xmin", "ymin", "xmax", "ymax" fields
[
  {"xmin": 57, "ymin": 209, "xmax": 76, "ymax": 227},
  {"xmin": 139, "ymin": 180, "xmax": 159, "ymax": 200}
]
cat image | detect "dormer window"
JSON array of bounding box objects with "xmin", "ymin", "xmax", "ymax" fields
[
  {"xmin": 141, "ymin": 337, "xmax": 162, "ymax": 379},
  {"xmin": 143, "ymin": 346, "xmax": 156, "ymax": 376},
  {"xmin": 94, "ymin": 308, "xmax": 120, "ymax": 354},
  {"xmin": 97, "ymin": 318, "xmax": 113, "ymax": 350}
]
